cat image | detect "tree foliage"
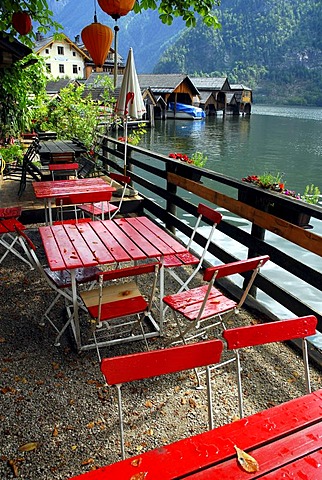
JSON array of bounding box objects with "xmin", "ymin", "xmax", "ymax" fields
[
  {"xmin": 0, "ymin": 0, "xmax": 221, "ymax": 47},
  {"xmin": 0, "ymin": 54, "xmax": 48, "ymax": 138}
]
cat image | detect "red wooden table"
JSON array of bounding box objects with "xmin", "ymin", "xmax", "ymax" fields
[
  {"xmin": 39, "ymin": 216, "xmax": 188, "ymax": 350},
  {"xmin": 33, "ymin": 178, "xmax": 115, "ymax": 225},
  {"xmin": 69, "ymin": 389, "xmax": 322, "ymax": 479}
]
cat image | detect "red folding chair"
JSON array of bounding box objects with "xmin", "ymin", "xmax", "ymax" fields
[
  {"xmin": 100, "ymin": 339, "xmax": 224, "ymax": 459},
  {"xmin": 222, "ymin": 315, "xmax": 317, "ymax": 418},
  {"xmin": 54, "ymin": 190, "xmax": 114, "ymax": 224},
  {"xmin": 15, "ymin": 226, "xmax": 101, "ymax": 346},
  {"xmin": 0, "ymin": 206, "xmax": 33, "ymax": 269},
  {"xmin": 79, "ymin": 173, "xmax": 130, "ymax": 220},
  {"xmin": 163, "ymin": 255, "xmax": 270, "ymax": 345},
  {"xmin": 163, "ymin": 204, "xmax": 222, "ymax": 292},
  {"xmin": 80, "ymin": 263, "xmax": 160, "ymax": 359}
]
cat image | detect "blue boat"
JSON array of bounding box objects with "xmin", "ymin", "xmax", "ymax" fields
[{"xmin": 168, "ymin": 102, "xmax": 206, "ymax": 120}]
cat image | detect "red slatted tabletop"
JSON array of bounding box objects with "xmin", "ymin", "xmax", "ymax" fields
[
  {"xmin": 33, "ymin": 178, "xmax": 115, "ymax": 225},
  {"xmin": 69, "ymin": 389, "xmax": 322, "ymax": 480},
  {"xmin": 38, "ymin": 217, "xmax": 189, "ymax": 350}
]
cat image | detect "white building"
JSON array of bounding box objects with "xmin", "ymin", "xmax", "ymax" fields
[{"xmin": 35, "ymin": 33, "xmax": 90, "ymax": 79}]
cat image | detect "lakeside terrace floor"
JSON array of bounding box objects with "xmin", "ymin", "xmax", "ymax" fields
[{"xmin": 1, "ymin": 228, "xmax": 321, "ymax": 479}]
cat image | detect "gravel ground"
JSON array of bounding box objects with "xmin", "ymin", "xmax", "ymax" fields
[{"xmin": 1, "ymin": 228, "xmax": 321, "ymax": 479}]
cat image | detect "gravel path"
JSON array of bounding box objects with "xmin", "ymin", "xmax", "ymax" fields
[{"xmin": 1, "ymin": 228, "xmax": 321, "ymax": 479}]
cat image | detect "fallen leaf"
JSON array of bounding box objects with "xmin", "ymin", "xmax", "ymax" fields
[
  {"xmin": 234, "ymin": 445, "xmax": 259, "ymax": 472},
  {"xmin": 8, "ymin": 459, "xmax": 19, "ymax": 477},
  {"xmin": 71, "ymin": 445, "xmax": 77, "ymax": 451},
  {"xmin": 52, "ymin": 426, "xmax": 59, "ymax": 437},
  {"xmin": 18, "ymin": 442, "xmax": 38, "ymax": 452},
  {"xmin": 189, "ymin": 398, "xmax": 197, "ymax": 408},
  {"xmin": 130, "ymin": 472, "xmax": 148, "ymax": 480},
  {"xmin": 145, "ymin": 400, "xmax": 153, "ymax": 408},
  {"xmin": 81, "ymin": 458, "xmax": 94, "ymax": 466},
  {"xmin": 131, "ymin": 457, "xmax": 142, "ymax": 467}
]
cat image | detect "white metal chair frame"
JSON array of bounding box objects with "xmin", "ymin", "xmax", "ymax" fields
[
  {"xmin": 100, "ymin": 339, "xmax": 224, "ymax": 459},
  {"xmin": 163, "ymin": 255, "xmax": 270, "ymax": 346},
  {"xmin": 80, "ymin": 263, "xmax": 160, "ymax": 360},
  {"xmin": 222, "ymin": 315, "xmax": 317, "ymax": 418},
  {"xmin": 16, "ymin": 226, "xmax": 100, "ymax": 346},
  {"xmin": 163, "ymin": 203, "xmax": 223, "ymax": 292},
  {"xmin": 79, "ymin": 172, "xmax": 131, "ymax": 220}
]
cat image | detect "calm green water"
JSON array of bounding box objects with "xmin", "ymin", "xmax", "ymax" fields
[
  {"xmin": 140, "ymin": 106, "xmax": 322, "ymax": 330},
  {"xmin": 142, "ymin": 105, "xmax": 322, "ymax": 195}
]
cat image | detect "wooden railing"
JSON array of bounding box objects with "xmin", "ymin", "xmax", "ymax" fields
[{"xmin": 96, "ymin": 134, "xmax": 322, "ymax": 345}]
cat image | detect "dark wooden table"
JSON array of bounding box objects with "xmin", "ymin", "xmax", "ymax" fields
[
  {"xmin": 39, "ymin": 139, "xmax": 87, "ymax": 164},
  {"xmin": 69, "ymin": 389, "xmax": 322, "ymax": 479}
]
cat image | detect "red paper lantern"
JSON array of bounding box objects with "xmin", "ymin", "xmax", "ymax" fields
[
  {"xmin": 97, "ymin": 0, "xmax": 136, "ymax": 20},
  {"xmin": 12, "ymin": 11, "xmax": 32, "ymax": 35},
  {"xmin": 81, "ymin": 21, "xmax": 113, "ymax": 68}
]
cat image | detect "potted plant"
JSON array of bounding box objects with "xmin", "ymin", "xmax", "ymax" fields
[
  {"xmin": 240, "ymin": 173, "xmax": 320, "ymax": 228},
  {"xmin": 117, "ymin": 124, "xmax": 147, "ymax": 152},
  {"xmin": 168, "ymin": 151, "xmax": 208, "ymax": 181},
  {"xmin": 0, "ymin": 143, "xmax": 24, "ymax": 175}
]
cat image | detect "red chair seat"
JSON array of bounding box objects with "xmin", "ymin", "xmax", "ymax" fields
[{"xmin": 80, "ymin": 202, "xmax": 118, "ymax": 216}]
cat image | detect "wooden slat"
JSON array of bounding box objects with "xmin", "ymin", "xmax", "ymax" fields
[
  {"xmin": 115, "ymin": 217, "xmax": 163, "ymax": 258},
  {"xmin": 76, "ymin": 221, "xmax": 115, "ymax": 264},
  {"xmin": 90, "ymin": 220, "xmax": 132, "ymax": 263},
  {"xmin": 68, "ymin": 391, "xmax": 322, "ymax": 480},
  {"xmin": 100, "ymin": 220, "xmax": 147, "ymax": 261},
  {"xmin": 38, "ymin": 225, "xmax": 67, "ymax": 271},
  {"xmin": 258, "ymin": 449, "xmax": 322, "ymax": 479},
  {"xmin": 168, "ymin": 172, "xmax": 322, "ymax": 257},
  {"xmin": 135, "ymin": 216, "xmax": 188, "ymax": 254},
  {"xmin": 63, "ymin": 224, "xmax": 99, "ymax": 268},
  {"xmin": 192, "ymin": 423, "xmax": 322, "ymax": 479}
]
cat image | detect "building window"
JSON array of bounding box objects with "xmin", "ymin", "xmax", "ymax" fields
[
  {"xmin": 73, "ymin": 65, "xmax": 78, "ymax": 74},
  {"xmin": 45, "ymin": 48, "xmax": 49, "ymax": 54},
  {"xmin": 57, "ymin": 46, "xmax": 64, "ymax": 55},
  {"xmin": 73, "ymin": 51, "xmax": 76, "ymax": 57},
  {"xmin": 59, "ymin": 64, "xmax": 65, "ymax": 73},
  {"xmin": 46, "ymin": 63, "xmax": 51, "ymax": 72}
]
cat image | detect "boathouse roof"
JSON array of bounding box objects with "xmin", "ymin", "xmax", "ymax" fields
[
  {"xmin": 190, "ymin": 77, "xmax": 231, "ymax": 91},
  {"xmin": 137, "ymin": 74, "xmax": 200, "ymax": 95}
]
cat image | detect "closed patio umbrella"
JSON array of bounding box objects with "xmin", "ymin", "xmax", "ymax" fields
[{"xmin": 116, "ymin": 47, "xmax": 146, "ymax": 174}]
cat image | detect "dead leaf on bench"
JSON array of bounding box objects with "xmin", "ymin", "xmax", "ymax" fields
[
  {"xmin": 130, "ymin": 457, "xmax": 142, "ymax": 467},
  {"xmin": 130, "ymin": 472, "xmax": 148, "ymax": 480},
  {"xmin": 234, "ymin": 445, "xmax": 259, "ymax": 472}
]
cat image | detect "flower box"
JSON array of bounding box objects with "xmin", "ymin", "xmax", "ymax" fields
[
  {"xmin": 169, "ymin": 162, "xmax": 202, "ymax": 182},
  {"xmin": 238, "ymin": 190, "xmax": 312, "ymax": 228}
]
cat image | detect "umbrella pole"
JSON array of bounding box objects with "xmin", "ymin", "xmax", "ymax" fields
[{"xmin": 123, "ymin": 115, "xmax": 128, "ymax": 176}]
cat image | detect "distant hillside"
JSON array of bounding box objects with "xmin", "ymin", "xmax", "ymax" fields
[
  {"xmin": 48, "ymin": 0, "xmax": 322, "ymax": 105},
  {"xmin": 47, "ymin": 0, "xmax": 185, "ymax": 73},
  {"xmin": 154, "ymin": 0, "xmax": 322, "ymax": 106}
]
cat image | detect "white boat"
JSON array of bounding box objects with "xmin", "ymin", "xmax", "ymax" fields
[{"xmin": 167, "ymin": 102, "xmax": 206, "ymax": 120}]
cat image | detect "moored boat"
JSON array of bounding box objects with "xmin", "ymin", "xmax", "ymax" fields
[{"xmin": 167, "ymin": 102, "xmax": 206, "ymax": 120}]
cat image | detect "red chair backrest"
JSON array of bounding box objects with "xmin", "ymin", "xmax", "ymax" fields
[
  {"xmin": 14, "ymin": 225, "xmax": 37, "ymax": 251},
  {"xmin": 101, "ymin": 339, "xmax": 223, "ymax": 385},
  {"xmin": 55, "ymin": 190, "xmax": 112, "ymax": 206},
  {"xmin": 0, "ymin": 206, "xmax": 22, "ymax": 219},
  {"xmin": 223, "ymin": 316, "xmax": 317, "ymax": 350},
  {"xmin": 98, "ymin": 262, "xmax": 160, "ymax": 282},
  {"xmin": 197, "ymin": 203, "xmax": 222, "ymax": 224},
  {"xmin": 203, "ymin": 255, "xmax": 270, "ymax": 282},
  {"xmin": 109, "ymin": 172, "xmax": 130, "ymax": 185}
]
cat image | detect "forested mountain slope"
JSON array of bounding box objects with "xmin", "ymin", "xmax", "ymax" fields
[
  {"xmin": 154, "ymin": 0, "xmax": 322, "ymax": 105},
  {"xmin": 48, "ymin": 0, "xmax": 322, "ymax": 105}
]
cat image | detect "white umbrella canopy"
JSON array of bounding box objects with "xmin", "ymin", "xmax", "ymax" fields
[{"xmin": 116, "ymin": 48, "xmax": 146, "ymax": 173}]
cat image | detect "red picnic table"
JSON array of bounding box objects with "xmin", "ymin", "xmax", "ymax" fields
[
  {"xmin": 32, "ymin": 177, "xmax": 115, "ymax": 225},
  {"xmin": 69, "ymin": 388, "xmax": 322, "ymax": 479},
  {"xmin": 38, "ymin": 216, "xmax": 188, "ymax": 350}
]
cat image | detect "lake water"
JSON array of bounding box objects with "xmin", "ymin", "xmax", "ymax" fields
[{"xmin": 141, "ymin": 105, "xmax": 322, "ymax": 344}]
